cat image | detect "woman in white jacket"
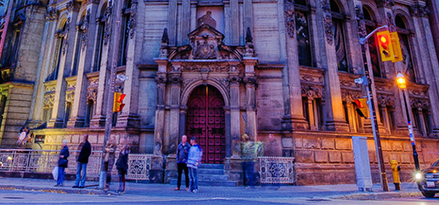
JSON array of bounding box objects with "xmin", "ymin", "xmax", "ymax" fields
[{"xmin": 187, "ymin": 137, "xmax": 203, "ymax": 193}]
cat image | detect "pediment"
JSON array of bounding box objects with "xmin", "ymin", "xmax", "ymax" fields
[{"xmin": 168, "ymin": 24, "xmax": 243, "ymax": 61}]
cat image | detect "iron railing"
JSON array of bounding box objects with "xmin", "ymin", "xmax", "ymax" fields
[
  {"xmin": 0, "ymin": 149, "xmax": 152, "ymax": 181},
  {"xmin": 258, "ymin": 156, "xmax": 295, "ymax": 184}
]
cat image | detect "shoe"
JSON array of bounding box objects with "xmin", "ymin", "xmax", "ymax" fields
[
  {"xmin": 54, "ymin": 184, "xmax": 60, "ymax": 187},
  {"xmin": 78, "ymin": 186, "xmax": 85, "ymax": 189},
  {"xmin": 72, "ymin": 186, "xmax": 79, "ymax": 188},
  {"xmin": 193, "ymin": 189, "xmax": 198, "ymax": 193},
  {"xmin": 174, "ymin": 187, "xmax": 180, "ymax": 191},
  {"xmin": 185, "ymin": 188, "xmax": 189, "ymax": 191}
]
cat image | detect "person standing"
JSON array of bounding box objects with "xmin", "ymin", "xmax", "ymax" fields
[
  {"xmin": 73, "ymin": 135, "xmax": 91, "ymax": 188},
  {"xmin": 116, "ymin": 138, "xmax": 130, "ymax": 193},
  {"xmin": 264, "ymin": 134, "xmax": 282, "ymax": 190},
  {"xmin": 241, "ymin": 134, "xmax": 263, "ymax": 189},
  {"xmin": 175, "ymin": 135, "xmax": 191, "ymax": 191},
  {"xmin": 55, "ymin": 140, "xmax": 69, "ymax": 187},
  {"xmin": 104, "ymin": 136, "xmax": 117, "ymax": 191},
  {"xmin": 187, "ymin": 137, "xmax": 203, "ymax": 193}
]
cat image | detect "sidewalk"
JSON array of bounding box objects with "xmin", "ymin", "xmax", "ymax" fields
[{"xmin": 0, "ymin": 177, "xmax": 422, "ymax": 200}]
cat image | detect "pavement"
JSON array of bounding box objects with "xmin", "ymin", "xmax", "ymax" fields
[{"xmin": 0, "ymin": 177, "xmax": 424, "ymax": 201}]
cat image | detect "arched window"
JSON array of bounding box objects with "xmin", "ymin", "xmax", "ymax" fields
[
  {"xmin": 48, "ymin": 22, "xmax": 67, "ymax": 81},
  {"xmin": 85, "ymin": 100, "xmax": 94, "ymax": 127},
  {"xmin": 72, "ymin": 14, "xmax": 86, "ymax": 76},
  {"xmin": 93, "ymin": 3, "xmax": 107, "ymax": 72},
  {"xmin": 295, "ymin": 0, "xmax": 312, "ymax": 66},
  {"xmin": 363, "ymin": 6, "xmax": 381, "ymax": 78},
  {"xmin": 395, "ymin": 15, "xmax": 415, "ymax": 82},
  {"xmin": 331, "ymin": 0, "xmax": 348, "ymax": 72},
  {"xmin": 118, "ymin": 0, "xmax": 132, "ymax": 66}
]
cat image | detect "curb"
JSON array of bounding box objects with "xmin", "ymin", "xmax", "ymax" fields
[
  {"xmin": 332, "ymin": 191, "xmax": 423, "ymax": 200},
  {"xmin": 0, "ymin": 185, "xmax": 107, "ymax": 195}
]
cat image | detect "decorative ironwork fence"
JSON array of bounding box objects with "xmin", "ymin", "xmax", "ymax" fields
[
  {"xmin": 0, "ymin": 149, "xmax": 152, "ymax": 181},
  {"xmin": 258, "ymin": 156, "xmax": 295, "ymax": 184}
]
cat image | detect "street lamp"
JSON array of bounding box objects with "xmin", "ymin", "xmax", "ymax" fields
[{"xmin": 396, "ymin": 72, "xmax": 420, "ymax": 172}]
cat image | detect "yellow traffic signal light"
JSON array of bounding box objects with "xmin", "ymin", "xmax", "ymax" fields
[
  {"xmin": 390, "ymin": 32, "xmax": 403, "ymax": 62},
  {"xmin": 113, "ymin": 92, "xmax": 126, "ymax": 112},
  {"xmin": 354, "ymin": 98, "xmax": 369, "ymax": 119},
  {"xmin": 377, "ymin": 30, "xmax": 394, "ymax": 62}
]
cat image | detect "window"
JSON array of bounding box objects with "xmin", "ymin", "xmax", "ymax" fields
[
  {"xmin": 93, "ymin": 3, "xmax": 107, "ymax": 72},
  {"xmin": 48, "ymin": 22, "xmax": 67, "ymax": 81},
  {"xmin": 72, "ymin": 15, "xmax": 86, "ymax": 76},
  {"xmin": 85, "ymin": 100, "xmax": 94, "ymax": 127},
  {"xmin": 63, "ymin": 102, "xmax": 72, "ymax": 128},
  {"xmin": 118, "ymin": 0, "xmax": 132, "ymax": 67},
  {"xmin": 363, "ymin": 7, "xmax": 381, "ymax": 78},
  {"xmin": 295, "ymin": 0, "xmax": 312, "ymax": 66},
  {"xmin": 395, "ymin": 15, "xmax": 415, "ymax": 82},
  {"xmin": 303, "ymin": 96, "xmax": 324, "ymax": 131},
  {"xmin": 331, "ymin": 0, "xmax": 348, "ymax": 72}
]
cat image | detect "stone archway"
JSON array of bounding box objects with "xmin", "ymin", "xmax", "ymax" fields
[{"xmin": 186, "ymin": 85, "xmax": 226, "ymax": 164}]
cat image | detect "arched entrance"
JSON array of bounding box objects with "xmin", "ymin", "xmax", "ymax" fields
[{"xmin": 186, "ymin": 85, "xmax": 226, "ymax": 164}]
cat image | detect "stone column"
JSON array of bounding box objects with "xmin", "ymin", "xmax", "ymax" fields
[
  {"xmin": 69, "ymin": 4, "xmax": 99, "ymax": 128},
  {"xmin": 281, "ymin": 0, "xmax": 308, "ymax": 131},
  {"xmin": 228, "ymin": 70, "xmax": 241, "ymax": 158},
  {"xmin": 153, "ymin": 59, "xmax": 168, "ymax": 156},
  {"xmin": 179, "ymin": 108, "xmax": 187, "ymax": 140},
  {"xmin": 168, "ymin": 65, "xmax": 182, "ymax": 155},
  {"xmin": 379, "ymin": 105, "xmax": 390, "ymax": 134},
  {"xmin": 318, "ymin": 0, "xmax": 349, "ymax": 131},
  {"xmin": 117, "ymin": 0, "xmax": 142, "ymax": 128},
  {"xmin": 229, "ymin": 0, "xmax": 239, "ymax": 45},
  {"xmin": 346, "ymin": 100, "xmax": 356, "ymax": 133},
  {"xmin": 180, "ymin": 0, "xmax": 191, "ymax": 45},
  {"xmin": 48, "ymin": 8, "xmax": 80, "ymax": 128},
  {"xmin": 416, "ymin": 107, "xmax": 427, "ymax": 136},
  {"xmin": 307, "ymin": 97, "xmax": 316, "ymax": 131},
  {"xmin": 168, "ymin": 0, "xmax": 177, "ymax": 46},
  {"xmin": 243, "ymin": 58, "xmax": 257, "ymax": 141}
]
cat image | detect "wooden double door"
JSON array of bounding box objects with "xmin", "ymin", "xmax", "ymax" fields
[{"xmin": 186, "ymin": 85, "xmax": 226, "ymax": 164}]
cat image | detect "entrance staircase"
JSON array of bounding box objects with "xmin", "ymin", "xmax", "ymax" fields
[{"xmin": 170, "ymin": 164, "xmax": 239, "ymax": 187}]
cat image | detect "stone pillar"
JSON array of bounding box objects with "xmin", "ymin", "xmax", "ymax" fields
[
  {"xmin": 307, "ymin": 98, "xmax": 316, "ymax": 131},
  {"xmin": 229, "ymin": 0, "xmax": 239, "ymax": 45},
  {"xmin": 117, "ymin": 0, "xmax": 142, "ymax": 128},
  {"xmin": 69, "ymin": 5, "xmax": 99, "ymax": 128},
  {"xmin": 243, "ymin": 58, "xmax": 257, "ymax": 141},
  {"xmin": 346, "ymin": 101, "xmax": 356, "ymax": 133},
  {"xmin": 48, "ymin": 8, "xmax": 80, "ymax": 128},
  {"xmin": 243, "ymin": 0, "xmax": 253, "ymax": 35},
  {"xmin": 179, "ymin": 108, "xmax": 187, "ymax": 140},
  {"xmin": 281, "ymin": 0, "xmax": 308, "ymax": 131},
  {"xmin": 228, "ymin": 71, "xmax": 241, "ymax": 158},
  {"xmin": 318, "ymin": 0, "xmax": 349, "ymax": 131},
  {"xmin": 168, "ymin": 0, "xmax": 177, "ymax": 46},
  {"xmin": 181, "ymin": 0, "xmax": 191, "ymax": 45},
  {"xmin": 379, "ymin": 105, "xmax": 390, "ymax": 134},
  {"xmin": 416, "ymin": 107, "xmax": 427, "ymax": 136},
  {"xmin": 153, "ymin": 59, "xmax": 168, "ymax": 156},
  {"xmin": 168, "ymin": 66, "xmax": 182, "ymax": 155}
]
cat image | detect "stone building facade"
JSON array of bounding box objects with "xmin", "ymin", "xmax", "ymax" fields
[{"xmin": 0, "ymin": 0, "xmax": 438, "ymax": 185}]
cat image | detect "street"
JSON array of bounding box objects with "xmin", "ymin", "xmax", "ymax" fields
[{"xmin": 0, "ymin": 189, "xmax": 438, "ymax": 205}]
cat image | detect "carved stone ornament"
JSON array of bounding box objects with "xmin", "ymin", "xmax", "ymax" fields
[
  {"xmin": 62, "ymin": 17, "xmax": 71, "ymax": 55},
  {"xmin": 410, "ymin": 98, "xmax": 429, "ymax": 109},
  {"xmin": 87, "ymin": 89, "xmax": 97, "ymax": 102},
  {"xmin": 355, "ymin": 5, "xmax": 367, "ymax": 38},
  {"xmin": 45, "ymin": 7, "xmax": 58, "ymax": 21},
  {"xmin": 243, "ymin": 76, "xmax": 257, "ymax": 85},
  {"xmin": 180, "ymin": 63, "xmax": 229, "ymax": 72},
  {"xmin": 410, "ymin": 4, "xmax": 430, "ymax": 18},
  {"xmin": 168, "ymin": 75, "xmax": 182, "ymax": 85},
  {"xmin": 376, "ymin": 0, "xmax": 394, "ymax": 8},
  {"xmin": 128, "ymin": 0, "xmax": 138, "ymax": 39},
  {"xmin": 193, "ymin": 40, "xmax": 217, "ymax": 59},
  {"xmin": 284, "ymin": 0, "xmax": 295, "ymax": 38},
  {"xmin": 43, "ymin": 95, "xmax": 55, "ymax": 106},
  {"xmin": 81, "ymin": 9, "xmax": 91, "ymax": 50},
  {"xmin": 66, "ymin": 0, "xmax": 80, "ymax": 12},
  {"xmin": 66, "ymin": 91, "xmax": 75, "ymax": 103},
  {"xmin": 228, "ymin": 75, "xmax": 241, "ymax": 84},
  {"xmin": 103, "ymin": 0, "xmax": 113, "ymax": 45},
  {"xmin": 302, "ymin": 86, "xmax": 323, "ymax": 99},
  {"xmin": 154, "ymin": 75, "xmax": 167, "ymax": 85},
  {"xmin": 321, "ymin": 0, "xmax": 334, "ymax": 45}
]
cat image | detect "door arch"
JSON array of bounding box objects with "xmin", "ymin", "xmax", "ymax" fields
[{"xmin": 186, "ymin": 85, "xmax": 226, "ymax": 164}]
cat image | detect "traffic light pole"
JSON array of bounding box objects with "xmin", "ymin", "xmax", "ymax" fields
[
  {"xmin": 98, "ymin": 0, "xmax": 122, "ymax": 189},
  {"xmin": 400, "ymin": 89, "xmax": 421, "ymax": 171},
  {"xmin": 359, "ymin": 25, "xmax": 389, "ymax": 192}
]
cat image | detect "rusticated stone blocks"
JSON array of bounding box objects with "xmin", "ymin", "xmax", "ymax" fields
[
  {"xmin": 321, "ymin": 138, "xmax": 334, "ymax": 149},
  {"xmin": 335, "ymin": 138, "xmax": 352, "ymax": 150},
  {"xmin": 314, "ymin": 151, "xmax": 328, "ymax": 163},
  {"xmin": 295, "ymin": 150, "xmax": 314, "ymax": 163},
  {"xmin": 329, "ymin": 152, "xmax": 341, "ymax": 163},
  {"xmin": 303, "ymin": 138, "xmax": 320, "ymax": 149},
  {"xmin": 341, "ymin": 152, "xmax": 354, "ymax": 163}
]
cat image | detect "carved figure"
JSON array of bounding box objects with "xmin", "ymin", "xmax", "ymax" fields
[
  {"xmin": 194, "ymin": 41, "xmax": 216, "ymax": 59},
  {"xmin": 197, "ymin": 11, "xmax": 217, "ymax": 28}
]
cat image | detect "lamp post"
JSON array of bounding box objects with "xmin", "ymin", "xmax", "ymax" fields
[{"xmin": 396, "ymin": 72, "xmax": 420, "ymax": 172}]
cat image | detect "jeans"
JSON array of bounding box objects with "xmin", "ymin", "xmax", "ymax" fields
[
  {"xmin": 177, "ymin": 163, "xmax": 189, "ymax": 188},
  {"xmin": 57, "ymin": 166, "xmax": 65, "ymax": 185},
  {"xmin": 104, "ymin": 161, "xmax": 114, "ymax": 187},
  {"xmin": 189, "ymin": 167, "xmax": 198, "ymax": 191},
  {"xmin": 74, "ymin": 162, "xmax": 87, "ymax": 187},
  {"xmin": 118, "ymin": 169, "xmax": 127, "ymax": 192},
  {"xmin": 242, "ymin": 161, "xmax": 255, "ymax": 187}
]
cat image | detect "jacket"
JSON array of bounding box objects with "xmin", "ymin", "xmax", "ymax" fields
[
  {"xmin": 58, "ymin": 146, "xmax": 70, "ymax": 167},
  {"xmin": 77, "ymin": 141, "xmax": 91, "ymax": 163},
  {"xmin": 116, "ymin": 146, "xmax": 130, "ymax": 172},
  {"xmin": 241, "ymin": 141, "xmax": 263, "ymax": 162},
  {"xmin": 176, "ymin": 142, "xmax": 191, "ymax": 164},
  {"xmin": 187, "ymin": 144, "xmax": 203, "ymax": 169}
]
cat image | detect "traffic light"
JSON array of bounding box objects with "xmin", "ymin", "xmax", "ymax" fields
[
  {"xmin": 113, "ymin": 92, "xmax": 126, "ymax": 112},
  {"xmin": 390, "ymin": 32, "xmax": 403, "ymax": 62},
  {"xmin": 377, "ymin": 30, "xmax": 394, "ymax": 62},
  {"xmin": 354, "ymin": 98, "xmax": 369, "ymax": 119}
]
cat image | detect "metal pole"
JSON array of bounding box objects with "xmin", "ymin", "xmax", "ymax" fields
[
  {"xmin": 361, "ymin": 42, "xmax": 389, "ymax": 192},
  {"xmin": 98, "ymin": 0, "xmax": 122, "ymax": 189},
  {"xmin": 401, "ymin": 90, "xmax": 420, "ymax": 171}
]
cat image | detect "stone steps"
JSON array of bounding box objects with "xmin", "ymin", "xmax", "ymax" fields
[{"xmin": 170, "ymin": 163, "xmax": 239, "ymax": 187}]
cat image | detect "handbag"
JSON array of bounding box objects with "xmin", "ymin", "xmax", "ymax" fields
[
  {"xmin": 59, "ymin": 158, "xmax": 68, "ymax": 167},
  {"xmin": 52, "ymin": 166, "xmax": 59, "ymax": 180}
]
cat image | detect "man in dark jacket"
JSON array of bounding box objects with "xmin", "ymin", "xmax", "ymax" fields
[
  {"xmin": 73, "ymin": 135, "xmax": 91, "ymax": 188},
  {"xmin": 55, "ymin": 140, "xmax": 69, "ymax": 187},
  {"xmin": 174, "ymin": 135, "xmax": 191, "ymax": 191}
]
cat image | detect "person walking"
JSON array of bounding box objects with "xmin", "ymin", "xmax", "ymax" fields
[
  {"xmin": 175, "ymin": 135, "xmax": 191, "ymax": 191},
  {"xmin": 73, "ymin": 135, "xmax": 91, "ymax": 188},
  {"xmin": 116, "ymin": 138, "xmax": 130, "ymax": 193},
  {"xmin": 104, "ymin": 136, "xmax": 117, "ymax": 191},
  {"xmin": 264, "ymin": 134, "xmax": 282, "ymax": 190},
  {"xmin": 187, "ymin": 137, "xmax": 203, "ymax": 193},
  {"xmin": 55, "ymin": 140, "xmax": 69, "ymax": 187},
  {"xmin": 241, "ymin": 134, "xmax": 263, "ymax": 189}
]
